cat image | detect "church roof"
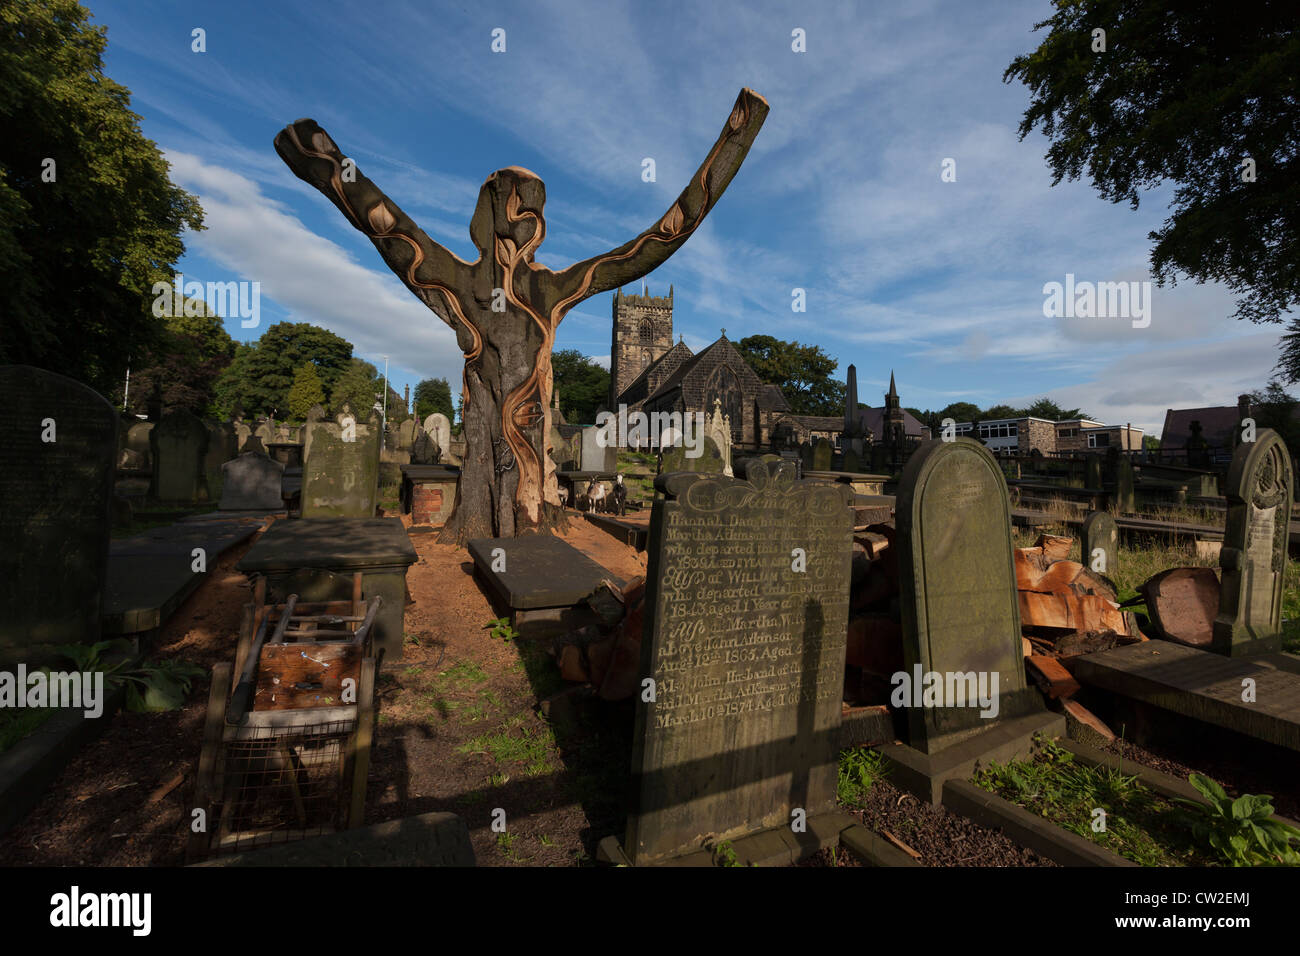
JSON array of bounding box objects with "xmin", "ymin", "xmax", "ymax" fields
[
  {"xmin": 644, "ymin": 335, "xmax": 765, "ymax": 404},
  {"xmin": 614, "ymin": 340, "xmax": 693, "ymax": 407}
]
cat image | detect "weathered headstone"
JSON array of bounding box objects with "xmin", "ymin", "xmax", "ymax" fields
[
  {"xmin": 150, "ymin": 409, "xmax": 209, "ymax": 502},
  {"xmin": 255, "ymin": 421, "xmax": 276, "ymax": 450},
  {"xmin": 812, "ymin": 437, "xmax": 832, "ymax": 472},
  {"xmin": 423, "ymin": 413, "xmax": 451, "ymax": 462},
  {"xmin": 660, "ymin": 436, "xmax": 725, "ymax": 475},
  {"xmin": 411, "ymin": 427, "xmax": 440, "ymax": 465},
  {"xmin": 204, "ymin": 420, "xmax": 238, "ymax": 499},
  {"xmin": 623, "ymin": 461, "xmax": 852, "ymax": 864},
  {"xmin": 234, "ymin": 421, "xmax": 251, "ymax": 453},
  {"xmin": 1081, "ymin": 510, "xmax": 1118, "ymax": 579},
  {"xmin": 1109, "ymin": 449, "xmax": 1134, "ymax": 513},
  {"xmin": 1085, "ymin": 454, "xmax": 1102, "ymax": 490},
  {"xmin": 123, "ymin": 421, "xmax": 154, "ymax": 471},
  {"xmin": 896, "ymin": 438, "xmax": 1037, "ymax": 754},
  {"xmin": 398, "ymin": 418, "xmax": 417, "ymax": 450},
  {"xmin": 219, "ymin": 452, "xmax": 286, "ymax": 510},
  {"xmin": 581, "ymin": 425, "xmax": 618, "ymax": 473},
  {"xmin": 799, "ymin": 441, "xmax": 813, "ymax": 472},
  {"xmin": 842, "ymin": 447, "xmax": 862, "ymax": 473},
  {"xmin": 302, "ymin": 424, "xmax": 380, "ymax": 518},
  {"xmin": 1213, "ymin": 429, "xmax": 1293, "ymax": 656},
  {"xmin": 0, "ymin": 366, "xmax": 117, "ymax": 665}
]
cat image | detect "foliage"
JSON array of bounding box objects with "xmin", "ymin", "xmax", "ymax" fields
[
  {"xmin": 413, "ymin": 377, "xmax": 454, "ymax": 422},
  {"xmin": 734, "ymin": 334, "xmax": 843, "ymax": 417},
  {"xmin": 124, "ymin": 302, "xmax": 235, "ymax": 418},
  {"xmin": 711, "ymin": 840, "xmax": 740, "ymax": 867},
  {"xmin": 328, "ymin": 357, "xmax": 382, "ymax": 419},
  {"xmin": 286, "ymin": 362, "xmax": 326, "ymax": 422},
  {"xmin": 1175, "ymin": 773, "xmax": 1300, "ymax": 866},
  {"xmin": 0, "ymin": 0, "xmax": 205, "ymax": 394},
  {"xmin": 838, "ymin": 746, "xmax": 886, "ymax": 808},
  {"xmin": 1004, "ymin": 1, "xmax": 1300, "ymax": 355},
  {"xmin": 920, "ymin": 398, "xmax": 1091, "ymax": 427},
  {"xmin": 212, "ymin": 322, "xmax": 352, "ymax": 418},
  {"xmin": 484, "ymin": 617, "xmax": 519, "ymax": 641},
  {"xmin": 1246, "ymin": 380, "xmax": 1300, "ymax": 467},
  {"xmin": 551, "ymin": 349, "xmax": 610, "ymax": 424},
  {"xmin": 54, "ymin": 639, "xmax": 206, "ymax": 713}
]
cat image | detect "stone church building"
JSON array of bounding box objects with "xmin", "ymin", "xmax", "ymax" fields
[{"xmin": 607, "ymin": 284, "xmax": 790, "ymax": 448}]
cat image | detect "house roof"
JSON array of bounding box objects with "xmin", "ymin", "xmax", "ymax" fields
[
  {"xmin": 857, "ymin": 406, "xmax": 928, "ymax": 438},
  {"xmin": 1160, "ymin": 405, "xmax": 1245, "ymax": 449},
  {"xmin": 643, "ymin": 336, "xmax": 765, "ymax": 404}
]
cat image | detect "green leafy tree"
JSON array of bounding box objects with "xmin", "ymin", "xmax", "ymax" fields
[
  {"xmin": 982, "ymin": 404, "xmax": 1023, "ymax": 420},
  {"xmin": 1023, "ymin": 398, "xmax": 1088, "ymax": 421},
  {"xmin": 1004, "ymin": 1, "xmax": 1300, "ymax": 360},
  {"xmin": 551, "ymin": 349, "xmax": 610, "ymax": 424},
  {"xmin": 1247, "ymin": 380, "xmax": 1300, "ymax": 465},
  {"xmin": 413, "ymin": 377, "xmax": 454, "ymax": 422},
  {"xmin": 126, "ymin": 301, "xmax": 234, "ymax": 418},
  {"xmin": 0, "ymin": 0, "xmax": 205, "ymax": 394},
  {"xmin": 287, "ymin": 362, "xmax": 326, "ymax": 422},
  {"xmin": 330, "ymin": 358, "xmax": 382, "ymax": 418},
  {"xmin": 937, "ymin": 402, "xmax": 981, "ymax": 424},
  {"xmin": 211, "ymin": 321, "xmax": 352, "ymax": 418},
  {"xmin": 734, "ymin": 334, "xmax": 842, "ymax": 417}
]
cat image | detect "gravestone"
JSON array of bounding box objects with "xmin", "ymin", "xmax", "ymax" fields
[
  {"xmin": 1109, "ymin": 449, "xmax": 1134, "ymax": 513},
  {"xmin": 307, "ymin": 404, "xmax": 327, "ymax": 424},
  {"xmin": 219, "ymin": 452, "xmax": 285, "ymax": 510},
  {"xmin": 581, "ymin": 425, "xmax": 618, "ymax": 473},
  {"xmin": 302, "ymin": 423, "xmax": 380, "ymax": 518},
  {"xmin": 548, "ymin": 425, "xmax": 576, "ymax": 471},
  {"xmin": 398, "ymin": 418, "xmax": 417, "ymax": 450},
  {"xmin": 204, "ymin": 421, "xmax": 238, "ymax": 499},
  {"xmin": 799, "ymin": 441, "xmax": 813, "ymax": 472},
  {"xmin": 234, "ymin": 421, "xmax": 251, "ymax": 453},
  {"xmin": 150, "ymin": 409, "xmax": 209, "ymax": 502},
  {"xmin": 1213, "ymin": 429, "xmax": 1293, "ymax": 656},
  {"xmin": 411, "ymin": 428, "xmax": 440, "ymax": 465},
  {"xmin": 1081, "ymin": 510, "xmax": 1118, "ymax": 579},
  {"xmin": 623, "ymin": 461, "xmax": 853, "ymax": 864},
  {"xmin": 812, "ymin": 437, "xmax": 832, "ymax": 472},
  {"xmin": 424, "ymin": 413, "xmax": 451, "ymax": 462},
  {"xmin": 1085, "ymin": 454, "xmax": 1102, "ymax": 490},
  {"xmin": 896, "ymin": 438, "xmax": 1037, "ymax": 754},
  {"xmin": 124, "ymin": 421, "xmax": 154, "ymax": 470},
  {"xmin": 842, "ymin": 447, "xmax": 862, "ymax": 473},
  {"xmin": 659, "ymin": 436, "xmax": 725, "ymax": 475},
  {"xmin": 255, "ymin": 421, "xmax": 276, "ymax": 450},
  {"xmin": 0, "ymin": 366, "xmax": 117, "ymax": 666}
]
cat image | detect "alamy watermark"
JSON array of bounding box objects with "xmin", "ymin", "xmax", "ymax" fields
[
  {"xmin": 152, "ymin": 273, "xmax": 259, "ymax": 328},
  {"xmin": 595, "ymin": 405, "xmax": 707, "ymax": 458},
  {"xmin": 0, "ymin": 665, "xmax": 104, "ymax": 718},
  {"xmin": 890, "ymin": 665, "xmax": 999, "ymax": 718},
  {"xmin": 1042, "ymin": 273, "xmax": 1151, "ymax": 329}
]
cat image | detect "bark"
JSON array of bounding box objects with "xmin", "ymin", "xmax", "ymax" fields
[{"xmin": 274, "ymin": 89, "xmax": 768, "ymax": 544}]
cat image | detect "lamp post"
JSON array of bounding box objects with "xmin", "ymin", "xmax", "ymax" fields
[{"xmin": 381, "ymin": 355, "xmax": 389, "ymax": 426}]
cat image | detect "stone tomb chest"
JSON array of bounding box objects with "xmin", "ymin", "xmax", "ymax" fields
[
  {"xmin": 236, "ymin": 518, "xmax": 416, "ymax": 662},
  {"xmin": 468, "ymin": 534, "xmax": 624, "ymax": 639}
]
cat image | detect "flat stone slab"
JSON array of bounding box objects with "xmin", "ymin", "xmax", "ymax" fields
[
  {"xmin": 468, "ymin": 535, "xmax": 620, "ymax": 610},
  {"xmin": 1070, "ymin": 641, "xmax": 1300, "ymax": 752},
  {"xmin": 192, "ymin": 812, "xmax": 475, "ymax": 866},
  {"xmin": 237, "ymin": 517, "xmax": 417, "ymax": 571},
  {"xmin": 583, "ymin": 512, "xmax": 648, "ymax": 551},
  {"xmin": 399, "ymin": 464, "xmax": 461, "ymax": 479},
  {"xmin": 103, "ymin": 521, "xmax": 261, "ymax": 634}
]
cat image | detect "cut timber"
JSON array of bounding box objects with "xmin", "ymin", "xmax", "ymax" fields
[
  {"xmin": 1138, "ymin": 567, "xmax": 1220, "ymax": 648},
  {"xmin": 1035, "ymin": 533, "xmax": 1073, "ymax": 562},
  {"xmin": 1019, "ymin": 592, "xmax": 1125, "ymax": 636},
  {"xmin": 1033, "ymin": 560, "xmax": 1085, "ymax": 594},
  {"xmin": 1061, "ymin": 699, "xmax": 1116, "ymax": 742},
  {"xmin": 1014, "ymin": 547, "xmax": 1051, "ymax": 590},
  {"xmin": 1025, "ymin": 655, "xmax": 1081, "ymax": 699}
]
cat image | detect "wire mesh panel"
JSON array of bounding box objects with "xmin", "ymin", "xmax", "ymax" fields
[{"xmin": 208, "ymin": 717, "xmax": 358, "ymax": 856}]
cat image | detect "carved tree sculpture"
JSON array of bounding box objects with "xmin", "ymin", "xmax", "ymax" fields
[{"xmin": 275, "ymin": 88, "xmax": 768, "ymax": 544}]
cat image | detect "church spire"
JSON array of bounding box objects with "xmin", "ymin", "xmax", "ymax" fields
[{"xmin": 888, "ymin": 370, "xmax": 898, "ymax": 399}]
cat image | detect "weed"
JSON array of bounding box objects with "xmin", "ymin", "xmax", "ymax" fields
[
  {"xmin": 485, "ymin": 617, "xmax": 519, "ymax": 641},
  {"xmin": 712, "ymin": 840, "xmax": 740, "ymax": 867},
  {"xmin": 1175, "ymin": 773, "xmax": 1300, "ymax": 866},
  {"xmin": 838, "ymin": 746, "xmax": 886, "ymax": 808}
]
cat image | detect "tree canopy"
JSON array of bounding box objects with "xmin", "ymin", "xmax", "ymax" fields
[
  {"xmin": 414, "ymin": 377, "xmax": 454, "ymax": 423},
  {"xmin": 124, "ymin": 301, "xmax": 234, "ymax": 419},
  {"xmin": 734, "ymin": 334, "xmax": 843, "ymax": 417},
  {"xmin": 330, "ymin": 358, "xmax": 383, "ymax": 419},
  {"xmin": 287, "ymin": 362, "xmax": 326, "ymax": 422},
  {"xmin": 550, "ymin": 349, "xmax": 610, "ymax": 424},
  {"xmin": 1004, "ymin": 1, "xmax": 1300, "ymax": 366},
  {"xmin": 0, "ymin": 0, "xmax": 204, "ymax": 394},
  {"xmin": 212, "ymin": 321, "xmax": 352, "ymax": 418}
]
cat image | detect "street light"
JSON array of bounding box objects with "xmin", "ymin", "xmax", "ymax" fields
[{"xmin": 381, "ymin": 355, "xmax": 389, "ymax": 426}]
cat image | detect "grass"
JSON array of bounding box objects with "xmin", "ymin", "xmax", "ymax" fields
[
  {"xmin": 974, "ymin": 739, "xmax": 1216, "ymax": 866},
  {"xmin": 837, "ymin": 746, "xmax": 886, "ymax": 808},
  {"xmin": 458, "ymin": 723, "xmax": 559, "ymax": 777}
]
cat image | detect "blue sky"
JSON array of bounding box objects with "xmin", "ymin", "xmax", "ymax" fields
[{"xmin": 88, "ymin": 0, "xmax": 1288, "ymax": 436}]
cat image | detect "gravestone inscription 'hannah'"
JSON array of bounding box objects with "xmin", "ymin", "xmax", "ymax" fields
[
  {"xmin": 1213, "ymin": 428, "xmax": 1293, "ymax": 657},
  {"xmin": 624, "ymin": 461, "xmax": 852, "ymax": 864},
  {"xmin": 896, "ymin": 438, "xmax": 1037, "ymax": 754},
  {"xmin": 0, "ymin": 366, "xmax": 117, "ymax": 665}
]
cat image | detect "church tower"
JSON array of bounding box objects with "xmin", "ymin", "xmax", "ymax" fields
[{"xmin": 609, "ymin": 282, "xmax": 673, "ymax": 407}]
